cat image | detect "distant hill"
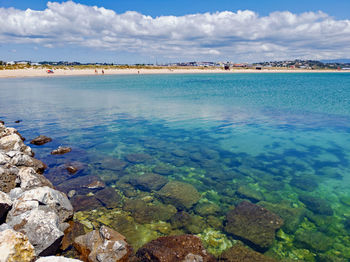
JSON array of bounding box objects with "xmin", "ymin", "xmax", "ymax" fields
[{"xmin": 321, "ymin": 59, "xmax": 350, "ymax": 64}]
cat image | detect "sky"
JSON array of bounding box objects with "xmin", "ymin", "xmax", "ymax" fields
[{"xmin": 0, "ymin": 0, "xmax": 350, "ymax": 63}]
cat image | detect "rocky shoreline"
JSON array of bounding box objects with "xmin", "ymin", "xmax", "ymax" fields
[{"xmin": 0, "ymin": 122, "xmax": 283, "ymax": 261}]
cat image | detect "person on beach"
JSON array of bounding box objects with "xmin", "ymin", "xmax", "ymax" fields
[
  {"xmin": 95, "ymin": 69, "xmax": 97, "ymax": 74},
  {"xmin": 102, "ymin": 69, "xmax": 104, "ymax": 74}
]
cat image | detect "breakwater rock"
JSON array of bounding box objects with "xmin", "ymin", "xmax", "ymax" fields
[{"xmin": 0, "ymin": 122, "xmax": 81, "ymax": 261}]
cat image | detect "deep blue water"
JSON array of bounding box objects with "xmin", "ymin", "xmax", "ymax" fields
[{"xmin": 1, "ymin": 73, "xmax": 350, "ymax": 260}]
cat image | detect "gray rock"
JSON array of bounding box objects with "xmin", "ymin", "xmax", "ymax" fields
[
  {"xmin": 0, "ymin": 133, "xmax": 32, "ymax": 155},
  {"xmin": 36, "ymin": 257, "xmax": 83, "ymax": 262},
  {"xmin": 10, "ymin": 152, "xmax": 47, "ymax": 173},
  {"xmin": 17, "ymin": 186, "xmax": 73, "ymax": 223},
  {"xmin": 18, "ymin": 167, "xmax": 53, "ymax": 191},
  {"xmin": 0, "ymin": 223, "xmax": 11, "ymax": 231},
  {"xmin": 0, "ymin": 151, "xmax": 10, "ymax": 165},
  {"xmin": 0, "ymin": 191, "xmax": 12, "ymax": 223},
  {"xmin": 7, "ymin": 208, "xmax": 64, "ymax": 256},
  {"xmin": 9, "ymin": 187, "xmax": 24, "ymax": 200}
]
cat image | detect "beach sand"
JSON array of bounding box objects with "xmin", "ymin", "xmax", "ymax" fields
[{"xmin": 0, "ymin": 68, "xmax": 347, "ymax": 78}]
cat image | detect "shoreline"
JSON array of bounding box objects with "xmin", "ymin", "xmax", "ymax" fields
[{"xmin": 0, "ymin": 68, "xmax": 349, "ymax": 78}]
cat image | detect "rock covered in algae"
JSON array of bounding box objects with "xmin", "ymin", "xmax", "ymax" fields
[
  {"xmin": 136, "ymin": 234, "xmax": 216, "ymax": 262},
  {"xmin": 290, "ymin": 176, "xmax": 318, "ymax": 191},
  {"xmin": 125, "ymin": 153, "xmax": 151, "ymax": 164},
  {"xmin": 123, "ymin": 198, "xmax": 177, "ymax": 223},
  {"xmin": 258, "ymin": 200, "xmax": 306, "ymax": 233},
  {"xmin": 71, "ymin": 195, "xmax": 102, "ymax": 212},
  {"xmin": 157, "ymin": 181, "xmax": 201, "ymax": 210},
  {"xmin": 236, "ymin": 185, "xmax": 264, "ymax": 203},
  {"xmin": 198, "ymin": 228, "xmax": 234, "ymax": 257},
  {"xmin": 219, "ymin": 243, "xmax": 277, "ymax": 262},
  {"xmin": 294, "ymin": 229, "xmax": 332, "ymax": 252},
  {"xmin": 74, "ymin": 225, "xmax": 132, "ymax": 262},
  {"xmin": 95, "ymin": 187, "xmax": 123, "ymax": 209},
  {"xmin": 129, "ymin": 173, "xmax": 168, "ymax": 191},
  {"xmin": 194, "ymin": 201, "xmax": 220, "ymax": 217},
  {"xmin": 0, "ymin": 228, "xmax": 35, "ymax": 262},
  {"xmin": 299, "ymin": 195, "xmax": 333, "ymax": 216},
  {"xmin": 224, "ymin": 201, "xmax": 283, "ymax": 250}
]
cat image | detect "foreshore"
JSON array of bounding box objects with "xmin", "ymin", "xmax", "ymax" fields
[{"xmin": 0, "ymin": 68, "xmax": 348, "ymax": 78}]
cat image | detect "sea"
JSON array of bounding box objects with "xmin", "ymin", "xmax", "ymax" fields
[{"xmin": 0, "ymin": 73, "xmax": 350, "ymax": 261}]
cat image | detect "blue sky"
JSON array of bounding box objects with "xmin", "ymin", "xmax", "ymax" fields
[{"xmin": 1, "ymin": 0, "xmax": 350, "ymax": 63}]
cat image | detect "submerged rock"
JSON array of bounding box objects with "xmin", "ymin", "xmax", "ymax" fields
[
  {"xmin": 290, "ymin": 176, "xmax": 318, "ymax": 191},
  {"xmin": 100, "ymin": 157, "xmax": 128, "ymax": 171},
  {"xmin": 71, "ymin": 195, "xmax": 102, "ymax": 212},
  {"xmin": 125, "ymin": 153, "xmax": 151, "ymax": 164},
  {"xmin": 95, "ymin": 187, "xmax": 123, "ymax": 209},
  {"xmin": 51, "ymin": 146, "xmax": 72, "ymax": 155},
  {"xmin": 123, "ymin": 198, "xmax": 177, "ymax": 224},
  {"xmin": 0, "ymin": 229, "xmax": 35, "ymax": 262},
  {"xmin": 136, "ymin": 234, "xmax": 216, "ymax": 262},
  {"xmin": 225, "ymin": 201, "xmax": 283, "ymax": 250},
  {"xmin": 299, "ymin": 195, "xmax": 333, "ymax": 215},
  {"xmin": 153, "ymin": 165, "xmax": 174, "ymax": 175},
  {"xmin": 30, "ymin": 135, "xmax": 52, "ymax": 145},
  {"xmin": 194, "ymin": 201, "xmax": 220, "ymax": 217},
  {"xmin": 157, "ymin": 181, "xmax": 201, "ymax": 210},
  {"xmin": 129, "ymin": 173, "xmax": 168, "ymax": 191},
  {"xmin": 236, "ymin": 185, "xmax": 264, "ymax": 203},
  {"xmin": 56, "ymin": 175, "xmax": 105, "ymax": 195},
  {"xmin": 295, "ymin": 229, "xmax": 332, "ymax": 252},
  {"xmin": 219, "ymin": 243, "xmax": 277, "ymax": 262},
  {"xmin": 61, "ymin": 220, "xmax": 86, "ymax": 251},
  {"xmin": 74, "ymin": 225, "xmax": 132, "ymax": 262}
]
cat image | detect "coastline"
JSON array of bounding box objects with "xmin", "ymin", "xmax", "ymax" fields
[{"xmin": 0, "ymin": 68, "xmax": 349, "ymax": 78}]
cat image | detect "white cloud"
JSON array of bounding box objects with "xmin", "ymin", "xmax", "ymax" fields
[{"xmin": 0, "ymin": 1, "xmax": 350, "ymax": 61}]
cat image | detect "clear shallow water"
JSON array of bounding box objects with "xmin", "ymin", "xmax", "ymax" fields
[{"xmin": 1, "ymin": 73, "xmax": 350, "ymax": 260}]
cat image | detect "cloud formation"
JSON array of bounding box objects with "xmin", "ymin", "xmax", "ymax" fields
[{"xmin": 1, "ymin": 1, "xmax": 350, "ymax": 61}]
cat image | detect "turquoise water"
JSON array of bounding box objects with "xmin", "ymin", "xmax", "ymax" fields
[{"xmin": 1, "ymin": 73, "xmax": 350, "ymax": 260}]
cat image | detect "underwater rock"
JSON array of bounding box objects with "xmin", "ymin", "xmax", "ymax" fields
[
  {"xmin": 74, "ymin": 225, "xmax": 132, "ymax": 262},
  {"xmin": 0, "ymin": 191, "xmax": 12, "ymax": 223},
  {"xmin": 51, "ymin": 146, "xmax": 72, "ymax": 155},
  {"xmin": 299, "ymin": 195, "xmax": 333, "ymax": 215},
  {"xmin": 258, "ymin": 200, "xmax": 306, "ymax": 233},
  {"xmin": 170, "ymin": 211, "xmax": 192, "ymax": 229},
  {"xmin": 171, "ymin": 148, "xmax": 187, "ymax": 157},
  {"xmin": 56, "ymin": 175, "xmax": 105, "ymax": 195},
  {"xmin": 125, "ymin": 153, "xmax": 151, "ymax": 163},
  {"xmin": 236, "ymin": 185, "xmax": 264, "ymax": 203},
  {"xmin": 95, "ymin": 187, "xmax": 123, "ymax": 209},
  {"xmin": 136, "ymin": 234, "xmax": 216, "ymax": 262},
  {"xmin": 129, "ymin": 173, "xmax": 168, "ymax": 191},
  {"xmin": 66, "ymin": 165, "xmax": 78, "ymax": 174},
  {"xmin": 189, "ymin": 152, "xmax": 203, "ymax": 162},
  {"xmin": 184, "ymin": 214, "xmax": 207, "ymax": 234},
  {"xmin": 123, "ymin": 198, "xmax": 177, "ymax": 224},
  {"xmin": 290, "ymin": 176, "xmax": 318, "ymax": 191},
  {"xmin": 295, "ymin": 229, "xmax": 332, "ymax": 252},
  {"xmin": 194, "ymin": 202, "xmax": 220, "ymax": 217},
  {"xmin": 6, "ymin": 208, "xmax": 64, "ymax": 256},
  {"xmin": 0, "ymin": 228, "xmax": 35, "ymax": 262},
  {"xmin": 61, "ymin": 220, "xmax": 86, "ymax": 251},
  {"xmin": 153, "ymin": 165, "xmax": 174, "ymax": 175},
  {"xmin": 17, "ymin": 167, "xmax": 53, "ymax": 191},
  {"xmin": 157, "ymin": 181, "xmax": 201, "ymax": 210},
  {"xmin": 71, "ymin": 195, "xmax": 102, "ymax": 212},
  {"xmin": 30, "ymin": 135, "xmax": 52, "ymax": 145},
  {"xmin": 219, "ymin": 243, "xmax": 277, "ymax": 262},
  {"xmin": 0, "ymin": 166, "xmax": 18, "ymax": 193},
  {"xmin": 100, "ymin": 157, "xmax": 128, "ymax": 171},
  {"xmin": 225, "ymin": 201, "xmax": 283, "ymax": 250}
]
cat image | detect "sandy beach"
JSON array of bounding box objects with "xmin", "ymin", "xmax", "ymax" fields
[{"xmin": 0, "ymin": 68, "xmax": 348, "ymax": 78}]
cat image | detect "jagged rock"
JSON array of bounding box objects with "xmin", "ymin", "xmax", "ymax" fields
[
  {"xmin": 30, "ymin": 135, "xmax": 52, "ymax": 145},
  {"xmin": 0, "ymin": 151, "xmax": 10, "ymax": 165},
  {"xmin": 9, "ymin": 152, "xmax": 47, "ymax": 173},
  {"xmin": 136, "ymin": 234, "xmax": 216, "ymax": 262},
  {"xmin": 0, "ymin": 223, "xmax": 11, "ymax": 231},
  {"xmin": 95, "ymin": 187, "xmax": 123, "ymax": 209},
  {"xmin": 6, "ymin": 209, "xmax": 64, "ymax": 256},
  {"xmin": 74, "ymin": 226, "xmax": 132, "ymax": 262},
  {"xmin": 0, "ymin": 191, "xmax": 12, "ymax": 223},
  {"xmin": 0, "ymin": 229, "xmax": 35, "ymax": 262},
  {"xmin": 0, "ymin": 166, "xmax": 18, "ymax": 193},
  {"xmin": 51, "ymin": 146, "xmax": 72, "ymax": 155},
  {"xmin": 36, "ymin": 257, "xmax": 83, "ymax": 262},
  {"xmin": 0, "ymin": 132, "xmax": 33, "ymax": 155},
  {"xmin": 219, "ymin": 243, "xmax": 277, "ymax": 262},
  {"xmin": 14, "ymin": 186, "xmax": 73, "ymax": 223},
  {"xmin": 125, "ymin": 153, "xmax": 151, "ymax": 163},
  {"xmin": 225, "ymin": 201, "xmax": 283, "ymax": 250},
  {"xmin": 18, "ymin": 167, "xmax": 53, "ymax": 191},
  {"xmin": 129, "ymin": 173, "xmax": 168, "ymax": 191},
  {"xmin": 157, "ymin": 181, "xmax": 201, "ymax": 210},
  {"xmin": 299, "ymin": 195, "xmax": 333, "ymax": 215}
]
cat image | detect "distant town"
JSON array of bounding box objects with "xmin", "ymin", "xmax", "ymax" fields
[{"xmin": 1, "ymin": 59, "xmax": 350, "ymax": 70}]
